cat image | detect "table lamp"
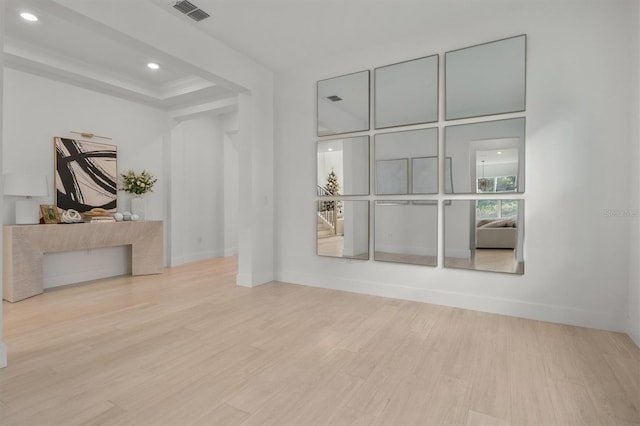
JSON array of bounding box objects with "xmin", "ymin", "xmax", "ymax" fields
[{"xmin": 3, "ymin": 173, "xmax": 49, "ymax": 224}]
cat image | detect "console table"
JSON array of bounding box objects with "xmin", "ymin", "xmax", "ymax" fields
[{"xmin": 3, "ymin": 221, "xmax": 164, "ymax": 302}]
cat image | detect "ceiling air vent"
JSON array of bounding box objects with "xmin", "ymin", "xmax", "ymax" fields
[
  {"xmin": 327, "ymin": 95, "xmax": 343, "ymax": 102},
  {"xmin": 172, "ymin": 0, "xmax": 211, "ymax": 22},
  {"xmin": 187, "ymin": 8, "xmax": 210, "ymax": 22}
]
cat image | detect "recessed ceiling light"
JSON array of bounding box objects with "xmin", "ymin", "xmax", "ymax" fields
[
  {"xmin": 20, "ymin": 12, "xmax": 38, "ymax": 22},
  {"xmin": 328, "ymin": 148, "xmax": 333, "ymax": 152},
  {"xmin": 497, "ymin": 151, "xmax": 503, "ymax": 155},
  {"xmin": 147, "ymin": 62, "xmax": 160, "ymax": 70}
]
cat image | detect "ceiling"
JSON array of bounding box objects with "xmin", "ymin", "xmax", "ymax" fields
[
  {"xmin": 3, "ymin": 0, "xmax": 528, "ymax": 109},
  {"xmin": 3, "ymin": 0, "xmax": 238, "ymax": 110}
]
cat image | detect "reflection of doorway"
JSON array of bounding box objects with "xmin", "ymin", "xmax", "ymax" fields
[
  {"xmin": 316, "ymin": 201, "xmax": 368, "ymax": 259},
  {"xmin": 316, "ymin": 199, "xmax": 345, "ymax": 257},
  {"xmin": 474, "ymin": 200, "xmax": 521, "ymax": 273},
  {"xmin": 475, "ymin": 148, "xmax": 519, "ymax": 193},
  {"xmin": 469, "ymin": 137, "xmax": 521, "ymax": 194}
]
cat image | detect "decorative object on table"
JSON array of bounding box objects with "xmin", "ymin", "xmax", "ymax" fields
[
  {"xmin": 81, "ymin": 207, "xmax": 113, "ymax": 223},
  {"xmin": 55, "ymin": 137, "xmax": 117, "ymax": 213},
  {"xmin": 61, "ymin": 209, "xmax": 82, "ymax": 223},
  {"xmin": 89, "ymin": 216, "xmax": 116, "ymax": 223},
  {"xmin": 4, "ymin": 173, "xmax": 49, "ymax": 224},
  {"xmin": 121, "ymin": 169, "xmax": 157, "ymax": 220},
  {"xmin": 130, "ymin": 197, "xmax": 145, "ymax": 220},
  {"xmin": 131, "ymin": 214, "xmax": 140, "ymax": 221},
  {"xmin": 123, "ymin": 211, "xmax": 132, "ymax": 221},
  {"xmin": 39, "ymin": 204, "xmax": 61, "ymax": 224},
  {"xmin": 114, "ymin": 212, "xmax": 124, "ymax": 222}
]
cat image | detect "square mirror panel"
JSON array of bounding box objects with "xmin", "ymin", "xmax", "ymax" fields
[
  {"xmin": 317, "ymin": 136, "xmax": 369, "ymax": 196},
  {"xmin": 445, "ymin": 118, "xmax": 525, "ymax": 194},
  {"xmin": 445, "ymin": 35, "xmax": 526, "ymax": 120},
  {"xmin": 374, "ymin": 201, "xmax": 437, "ymax": 266},
  {"xmin": 376, "ymin": 159, "xmax": 408, "ymax": 195},
  {"xmin": 317, "ymin": 70, "xmax": 370, "ymax": 136},
  {"xmin": 375, "ymin": 128, "xmax": 438, "ymax": 195},
  {"xmin": 375, "ymin": 55, "xmax": 439, "ymax": 129},
  {"xmin": 317, "ymin": 200, "xmax": 369, "ymax": 260},
  {"xmin": 444, "ymin": 199, "xmax": 524, "ymax": 274}
]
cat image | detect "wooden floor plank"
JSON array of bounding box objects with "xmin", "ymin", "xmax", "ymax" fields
[{"xmin": 1, "ymin": 256, "xmax": 638, "ymax": 425}]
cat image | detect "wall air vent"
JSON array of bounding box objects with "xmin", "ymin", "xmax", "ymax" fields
[
  {"xmin": 327, "ymin": 95, "xmax": 343, "ymax": 102},
  {"xmin": 172, "ymin": 0, "xmax": 211, "ymax": 22}
]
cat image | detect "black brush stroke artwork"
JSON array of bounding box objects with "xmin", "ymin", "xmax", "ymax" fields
[{"xmin": 56, "ymin": 138, "xmax": 117, "ymax": 212}]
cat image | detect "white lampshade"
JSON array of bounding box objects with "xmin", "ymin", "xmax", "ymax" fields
[
  {"xmin": 4, "ymin": 173, "xmax": 49, "ymax": 197},
  {"xmin": 4, "ymin": 173, "xmax": 49, "ymax": 225}
]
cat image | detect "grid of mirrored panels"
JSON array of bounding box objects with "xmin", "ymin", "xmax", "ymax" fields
[{"xmin": 316, "ymin": 34, "xmax": 526, "ymax": 272}]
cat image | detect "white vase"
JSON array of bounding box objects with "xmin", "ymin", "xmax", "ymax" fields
[{"xmin": 130, "ymin": 196, "xmax": 146, "ymax": 220}]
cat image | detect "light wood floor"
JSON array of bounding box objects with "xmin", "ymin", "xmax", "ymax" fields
[
  {"xmin": 1, "ymin": 256, "xmax": 638, "ymax": 425},
  {"xmin": 445, "ymin": 249, "xmax": 524, "ymax": 274},
  {"xmin": 317, "ymin": 235, "xmax": 368, "ymax": 260}
]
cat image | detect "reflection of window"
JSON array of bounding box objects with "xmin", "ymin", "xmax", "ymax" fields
[
  {"xmin": 476, "ymin": 175, "xmax": 517, "ymax": 193},
  {"xmin": 476, "ymin": 200, "xmax": 518, "ymax": 219}
]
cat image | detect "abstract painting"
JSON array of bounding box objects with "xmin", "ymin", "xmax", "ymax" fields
[{"xmin": 55, "ymin": 137, "xmax": 117, "ymax": 212}]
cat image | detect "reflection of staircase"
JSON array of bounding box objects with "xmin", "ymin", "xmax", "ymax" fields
[{"xmin": 317, "ymin": 215, "xmax": 335, "ymax": 239}]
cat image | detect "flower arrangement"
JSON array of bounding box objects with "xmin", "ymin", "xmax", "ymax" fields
[{"xmin": 121, "ymin": 170, "xmax": 157, "ymax": 195}]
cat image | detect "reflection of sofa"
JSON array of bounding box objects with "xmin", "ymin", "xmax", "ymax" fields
[{"xmin": 476, "ymin": 218, "xmax": 517, "ymax": 248}]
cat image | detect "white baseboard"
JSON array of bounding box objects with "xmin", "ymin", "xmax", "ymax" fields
[
  {"xmin": 276, "ymin": 269, "xmax": 626, "ymax": 333},
  {"xmin": 183, "ymin": 250, "xmax": 225, "ymax": 264},
  {"xmin": 628, "ymin": 320, "xmax": 640, "ymax": 348},
  {"xmin": 170, "ymin": 255, "xmax": 186, "ymax": 267},
  {"xmin": 42, "ymin": 248, "xmax": 131, "ymax": 289},
  {"xmin": 172, "ymin": 248, "xmax": 237, "ymax": 267},
  {"xmin": 0, "ymin": 341, "xmax": 7, "ymax": 368},
  {"xmin": 43, "ymin": 265, "xmax": 130, "ymax": 289},
  {"xmin": 236, "ymin": 271, "xmax": 273, "ymax": 288}
]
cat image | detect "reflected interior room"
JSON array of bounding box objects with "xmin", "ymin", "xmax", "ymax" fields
[
  {"xmin": 374, "ymin": 55, "xmax": 439, "ymax": 128},
  {"xmin": 445, "ymin": 117, "xmax": 525, "ymax": 194},
  {"xmin": 375, "ymin": 127, "xmax": 438, "ymax": 195},
  {"xmin": 317, "ymin": 70, "xmax": 370, "ymax": 136},
  {"xmin": 445, "ymin": 35, "xmax": 526, "ymax": 120},
  {"xmin": 316, "ymin": 136, "xmax": 369, "ymax": 259},
  {"xmin": 374, "ymin": 201, "xmax": 437, "ymax": 266},
  {"xmin": 444, "ymin": 199, "xmax": 524, "ymax": 274},
  {"xmin": 317, "ymin": 200, "xmax": 369, "ymax": 259}
]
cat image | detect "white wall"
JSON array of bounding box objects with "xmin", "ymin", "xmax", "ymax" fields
[
  {"xmin": 275, "ymin": 1, "xmax": 637, "ymax": 333},
  {"xmin": 177, "ymin": 116, "xmax": 223, "ymax": 263},
  {"xmin": 169, "ymin": 113, "xmax": 239, "ymax": 265},
  {"xmin": 0, "ymin": 0, "xmax": 7, "ymax": 369},
  {"xmin": 56, "ymin": 0, "xmax": 275, "ymax": 288},
  {"xmin": 629, "ymin": 1, "xmax": 640, "ymax": 346},
  {"xmin": 222, "ymin": 112, "xmax": 239, "ymax": 257},
  {"xmin": 2, "ymin": 68, "xmax": 166, "ymax": 288}
]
